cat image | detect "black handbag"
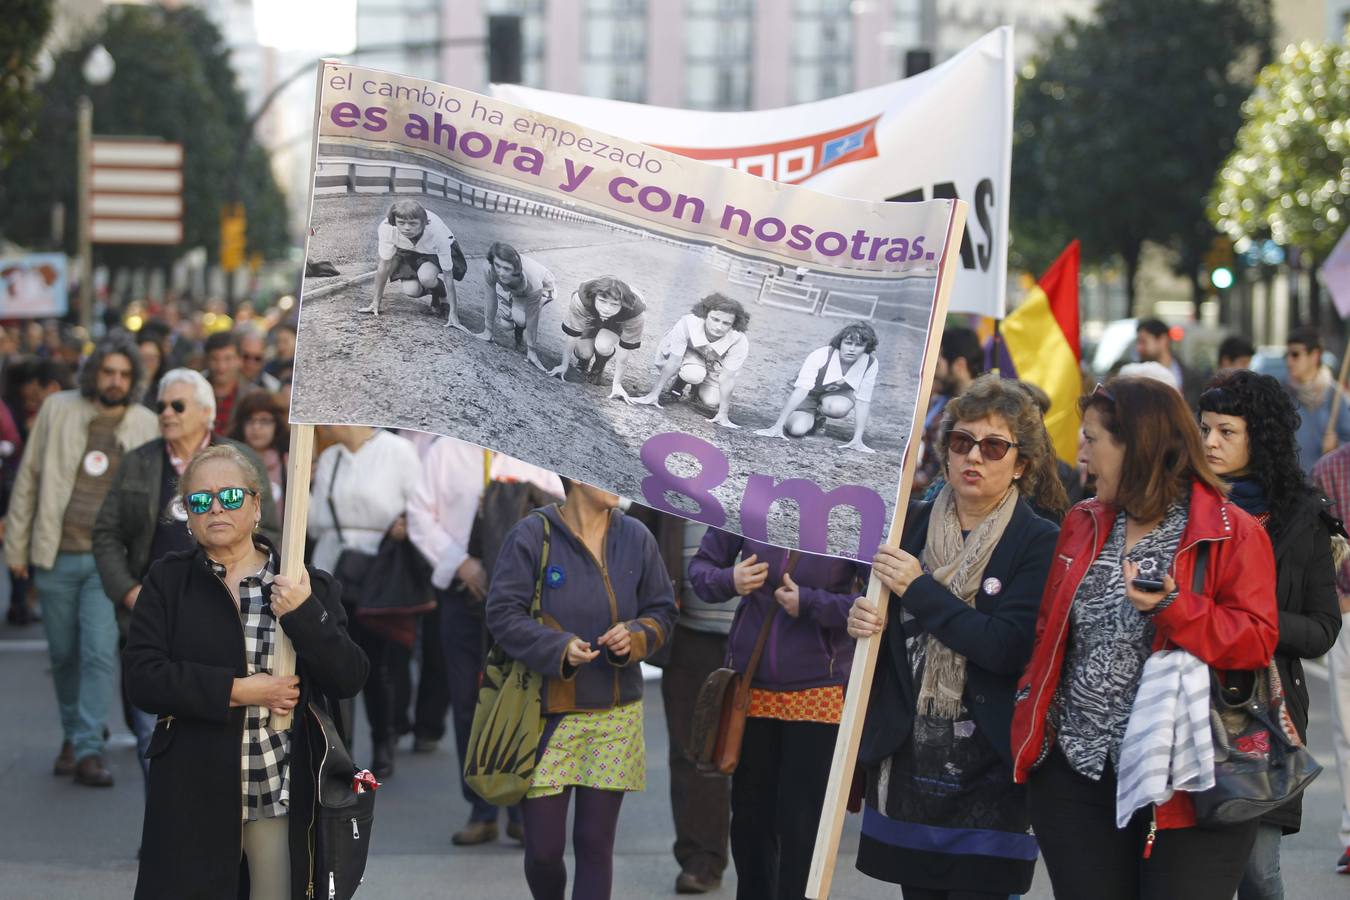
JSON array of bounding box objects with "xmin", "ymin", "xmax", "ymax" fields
[
  {"xmin": 309, "ymin": 700, "xmax": 377, "ymax": 900},
  {"xmin": 1186, "ymin": 543, "xmax": 1323, "ymax": 825},
  {"xmin": 326, "ymin": 453, "xmax": 434, "ymax": 617}
]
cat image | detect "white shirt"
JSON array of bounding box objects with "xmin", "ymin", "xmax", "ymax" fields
[
  {"xmin": 307, "ymin": 430, "xmax": 422, "ymax": 574},
  {"xmin": 407, "ymin": 436, "xmax": 564, "ymax": 590},
  {"xmin": 658, "ymin": 314, "xmax": 750, "ymax": 373},
  {"xmin": 793, "ymin": 346, "xmax": 879, "ymax": 403},
  {"xmin": 376, "ymin": 210, "xmax": 456, "ymax": 270}
]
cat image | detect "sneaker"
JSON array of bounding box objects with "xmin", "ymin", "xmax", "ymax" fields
[
  {"xmin": 1337, "ymin": 846, "xmax": 1350, "ymax": 873},
  {"xmin": 452, "ymin": 821, "xmax": 499, "ymax": 846}
]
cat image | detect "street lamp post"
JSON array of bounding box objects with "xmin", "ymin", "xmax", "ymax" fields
[{"xmin": 78, "ymin": 44, "xmax": 115, "ymax": 332}]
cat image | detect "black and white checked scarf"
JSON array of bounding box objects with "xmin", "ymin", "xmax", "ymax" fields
[{"xmin": 210, "ymin": 547, "xmax": 291, "ymax": 822}]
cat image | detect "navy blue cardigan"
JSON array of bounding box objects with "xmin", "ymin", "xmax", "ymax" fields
[{"xmin": 858, "ymin": 497, "xmax": 1058, "ymax": 771}]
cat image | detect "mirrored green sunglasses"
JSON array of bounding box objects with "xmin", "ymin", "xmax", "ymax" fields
[{"xmin": 185, "ymin": 487, "xmax": 257, "ymax": 514}]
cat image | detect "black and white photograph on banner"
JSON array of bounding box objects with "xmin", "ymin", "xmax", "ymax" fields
[{"xmin": 290, "ymin": 63, "xmax": 961, "ymax": 560}]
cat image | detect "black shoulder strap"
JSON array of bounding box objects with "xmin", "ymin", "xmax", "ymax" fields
[
  {"xmin": 1191, "ymin": 541, "xmax": 1210, "ymax": 594},
  {"xmin": 326, "ymin": 452, "xmax": 345, "ymax": 545}
]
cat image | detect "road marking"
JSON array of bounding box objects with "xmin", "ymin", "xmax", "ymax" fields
[{"xmin": 0, "ymin": 639, "xmax": 48, "ymax": 652}]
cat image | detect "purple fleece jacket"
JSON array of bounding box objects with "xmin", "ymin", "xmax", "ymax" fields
[{"xmin": 688, "ymin": 528, "xmax": 868, "ymax": 691}]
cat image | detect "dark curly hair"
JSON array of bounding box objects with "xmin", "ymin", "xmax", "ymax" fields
[
  {"xmin": 1198, "ymin": 369, "xmax": 1309, "ymax": 534},
  {"xmin": 690, "ymin": 293, "xmax": 750, "ymax": 332},
  {"xmin": 577, "ymin": 276, "xmax": 644, "ymax": 318},
  {"xmin": 828, "ymin": 322, "xmax": 878, "ymax": 354},
  {"xmin": 79, "ymin": 334, "xmax": 146, "ymax": 404}
]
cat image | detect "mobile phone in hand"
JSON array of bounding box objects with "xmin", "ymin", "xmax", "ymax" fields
[{"xmin": 1131, "ymin": 577, "xmax": 1166, "ymax": 593}]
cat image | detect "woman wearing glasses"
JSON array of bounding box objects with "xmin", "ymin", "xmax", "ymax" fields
[
  {"xmin": 1011, "ymin": 376, "xmax": 1279, "ymax": 900},
  {"xmin": 92, "ymin": 368, "xmax": 280, "ymax": 787},
  {"xmin": 846, "ymin": 374, "xmax": 1065, "ymax": 900},
  {"xmin": 124, "ymin": 443, "xmax": 367, "ymax": 900}
]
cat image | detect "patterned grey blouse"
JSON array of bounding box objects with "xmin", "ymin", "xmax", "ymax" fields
[{"xmin": 1051, "ymin": 500, "xmax": 1189, "ymax": 780}]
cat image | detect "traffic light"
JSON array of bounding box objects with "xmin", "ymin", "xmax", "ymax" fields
[
  {"xmin": 220, "ymin": 204, "xmax": 246, "ymax": 273},
  {"xmin": 1210, "ymin": 267, "xmax": 1234, "ymax": 290},
  {"xmin": 488, "ymin": 15, "xmax": 523, "ymax": 84}
]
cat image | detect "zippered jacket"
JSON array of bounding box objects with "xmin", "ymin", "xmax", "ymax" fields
[
  {"xmin": 1010, "ymin": 480, "xmax": 1278, "ymax": 830},
  {"xmin": 688, "ymin": 529, "xmax": 868, "ymax": 691},
  {"xmin": 485, "ymin": 505, "xmax": 676, "ymax": 714}
]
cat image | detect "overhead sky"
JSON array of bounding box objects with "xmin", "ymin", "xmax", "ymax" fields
[{"xmin": 253, "ymin": 0, "xmax": 357, "ymax": 53}]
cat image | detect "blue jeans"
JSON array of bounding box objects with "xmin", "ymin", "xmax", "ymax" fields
[
  {"xmin": 33, "ymin": 552, "xmax": 118, "ymax": 760},
  {"xmin": 1238, "ymin": 821, "xmax": 1284, "ymax": 900},
  {"xmin": 439, "ymin": 584, "xmax": 520, "ymax": 825}
]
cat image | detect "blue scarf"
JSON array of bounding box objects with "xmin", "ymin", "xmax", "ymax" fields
[{"xmin": 1224, "ymin": 475, "xmax": 1269, "ymax": 516}]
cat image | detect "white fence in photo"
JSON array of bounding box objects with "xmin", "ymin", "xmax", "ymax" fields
[
  {"xmin": 819, "ymin": 289, "xmax": 881, "ymax": 320},
  {"xmin": 757, "ymin": 276, "xmax": 822, "ymax": 314}
]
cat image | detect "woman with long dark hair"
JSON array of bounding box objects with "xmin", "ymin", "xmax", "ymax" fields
[
  {"xmin": 1199, "ymin": 369, "xmax": 1341, "ymax": 900},
  {"xmin": 1012, "ymin": 376, "xmax": 1279, "ymax": 900}
]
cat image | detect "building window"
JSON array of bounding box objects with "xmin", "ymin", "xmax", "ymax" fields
[
  {"xmin": 686, "ymin": 0, "xmax": 753, "ymax": 109},
  {"xmin": 485, "ymin": 0, "xmax": 546, "ymax": 87},
  {"xmin": 583, "ymin": 0, "xmax": 647, "ymax": 102},
  {"xmin": 792, "ymin": 0, "xmax": 854, "ymax": 103}
]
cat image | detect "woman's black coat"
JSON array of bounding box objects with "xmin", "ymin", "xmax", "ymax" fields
[
  {"xmin": 124, "ymin": 541, "xmax": 368, "ymax": 900},
  {"xmin": 858, "ymin": 498, "xmax": 1058, "ymax": 771},
  {"xmin": 1264, "ymin": 489, "xmax": 1342, "ymax": 833}
]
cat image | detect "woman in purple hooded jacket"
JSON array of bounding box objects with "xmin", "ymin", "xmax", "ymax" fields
[{"xmin": 689, "ymin": 529, "xmax": 867, "ymax": 900}]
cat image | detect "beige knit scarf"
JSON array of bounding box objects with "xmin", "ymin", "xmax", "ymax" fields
[{"xmin": 917, "ymin": 482, "xmax": 1020, "ymax": 719}]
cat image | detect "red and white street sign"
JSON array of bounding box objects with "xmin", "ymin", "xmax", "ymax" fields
[{"xmin": 89, "ymin": 139, "xmax": 183, "ymax": 245}]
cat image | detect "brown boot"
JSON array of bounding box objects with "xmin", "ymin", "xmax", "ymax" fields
[
  {"xmin": 53, "ymin": 741, "xmax": 76, "ymax": 776},
  {"xmin": 451, "ymin": 820, "xmax": 499, "ymax": 846},
  {"xmin": 74, "ymin": 754, "xmax": 114, "ymax": 787}
]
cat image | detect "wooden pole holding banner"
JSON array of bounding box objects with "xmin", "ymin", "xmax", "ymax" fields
[
  {"xmin": 1323, "ymin": 345, "xmax": 1350, "ymax": 454},
  {"xmin": 806, "ymin": 199, "xmax": 969, "ymax": 899},
  {"xmin": 269, "ymin": 424, "xmax": 316, "ymax": 731},
  {"xmin": 269, "ymin": 63, "xmax": 331, "ymax": 732}
]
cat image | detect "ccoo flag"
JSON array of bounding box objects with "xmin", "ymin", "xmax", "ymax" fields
[{"xmin": 1002, "ymin": 241, "xmax": 1082, "ymax": 463}]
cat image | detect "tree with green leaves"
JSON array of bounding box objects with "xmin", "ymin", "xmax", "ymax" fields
[
  {"xmin": 1209, "ymin": 32, "xmax": 1350, "ymax": 261},
  {"xmin": 0, "ymin": 4, "xmax": 288, "ymax": 270},
  {"xmin": 0, "ymin": 0, "xmax": 53, "ymax": 169},
  {"xmin": 1011, "ymin": 0, "xmax": 1272, "ymax": 305}
]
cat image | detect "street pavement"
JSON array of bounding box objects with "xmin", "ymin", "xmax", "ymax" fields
[{"xmin": 2, "ymin": 620, "xmax": 1347, "ymax": 899}]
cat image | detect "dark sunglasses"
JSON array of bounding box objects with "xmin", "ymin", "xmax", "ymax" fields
[
  {"xmin": 185, "ymin": 487, "xmax": 257, "ymax": 514},
  {"xmin": 155, "ymin": 399, "xmax": 187, "ymax": 415},
  {"xmin": 948, "ymin": 430, "xmax": 1020, "ymax": 461},
  {"xmin": 1090, "ymin": 382, "xmax": 1115, "ymax": 402},
  {"xmin": 241, "ymin": 353, "xmax": 265, "ymax": 362}
]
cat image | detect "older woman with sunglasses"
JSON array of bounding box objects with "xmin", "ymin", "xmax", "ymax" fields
[
  {"xmin": 124, "ymin": 444, "xmax": 367, "ymax": 900},
  {"xmin": 1011, "ymin": 377, "xmax": 1278, "ymax": 900},
  {"xmin": 93, "ymin": 368, "xmax": 280, "ymax": 787},
  {"xmin": 847, "ymin": 375, "xmax": 1066, "ymax": 900}
]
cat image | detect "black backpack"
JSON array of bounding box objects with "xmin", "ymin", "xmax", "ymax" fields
[{"xmin": 309, "ymin": 700, "xmax": 376, "ymax": 900}]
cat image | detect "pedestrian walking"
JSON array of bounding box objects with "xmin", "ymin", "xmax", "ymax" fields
[
  {"xmin": 1284, "ymin": 327, "xmax": 1350, "ymax": 472},
  {"xmin": 407, "ymin": 436, "xmax": 562, "ymax": 846},
  {"xmin": 846, "ymin": 375, "xmax": 1064, "ymax": 900},
  {"xmin": 124, "ymin": 443, "xmax": 367, "ymax": 900},
  {"xmin": 1198, "ymin": 369, "xmax": 1342, "ymax": 898},
  {"xmin": 229, "ymin": 391, "xmax": 289, "ymax": 523},
  {"xmin": 1012, "ymin": 376, "xmax": 1279, "ymax": 900},
  {"xmin": 485, "ymin": 481, "xmax": 675, "ymax": 900},
  {"xmin": 3, "ymin": 336, "xmax": 158, "ymax": 786},
  {"xmin": 308, "ymin": 425, "xmax": 422, "ymax": 778},
  {"xmin": 688, "ymin": 525, "xmax": 868, "ymax": 900}
]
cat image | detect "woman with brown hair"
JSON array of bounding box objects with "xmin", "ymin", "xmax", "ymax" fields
[
  {"xmin": 1010, "ymin": 376, "xmax": 1280, "ymax": 900},
  {"xmin": 229, "ymin": 392, "xmax": 289, "ymax": 521},
  {"xmin": 846, "ymin": 375, "xmax": 1064, "ymax": 900}
]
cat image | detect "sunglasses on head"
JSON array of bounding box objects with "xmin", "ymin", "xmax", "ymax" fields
[
  {"xmin": 185, "ymin": 487, "xmax": 257, "ymax": 514},
  {"xmin": 155, "ymin": 399, "xmax": 187, "ymax": 415},
  {"xmin": 1090, "ymin": 382, "xmax": 1115, "ymax": 402},
  {"xmin": 948, "ymin": 430, "xmax": 1020, "ymax": 461}
]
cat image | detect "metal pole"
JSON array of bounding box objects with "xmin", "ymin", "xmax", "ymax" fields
[{"xmin": 77, "ymin": 95, "xmax": 93, "ymax": 331}]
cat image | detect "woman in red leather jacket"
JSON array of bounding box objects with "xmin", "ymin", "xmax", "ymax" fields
[{"xmin": 1009, "ymin": 376, "xmax": 1278, "ymax": 900}]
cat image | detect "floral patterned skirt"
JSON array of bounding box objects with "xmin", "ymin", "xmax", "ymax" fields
[{"xmin": 526, "ymin": 700, "xmax": 645, "ymax": 799}]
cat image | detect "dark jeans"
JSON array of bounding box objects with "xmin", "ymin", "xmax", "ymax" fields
[
  {"xmin": 349, "ymin": 619, "xmax": 406, "ymax": 752},
  {"xmin": 1028, "ymin": 748, "xmax": 1259, "ymax": 900},
  {"xmin": 731, "ymin": 716, "xmax": 838, "ymax": 900},
  {"xmin": 412, "ymin": 602, "xmax": 450, "ymax": 741},
  {"xmin": 660, "ymin": 625, "xmax": 731, "ymax": 879},
  {"xmin": 440, "ymin": 584, "xmax": 519, "ymax": 824}
]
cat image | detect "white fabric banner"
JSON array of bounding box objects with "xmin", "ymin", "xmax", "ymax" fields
[{"xmin": 493, "ymin": 27, "xmax": 1013, "ymax": 318}]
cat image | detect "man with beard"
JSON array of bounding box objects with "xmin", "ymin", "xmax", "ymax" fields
[
  {"xmin": 1286, "ymin": 326, "xmax": 1350, "ymax": 473},
  {"xmin": 1134, "ymin": 318, "xmax": 1203, "ymax": 408},
  {"xmin": 4, "ymin": 336, "xmax": 158, "ymax": 787},
  {"xmin": 913, "ymin": 326, "xmax": 983, "ymax": 493}
]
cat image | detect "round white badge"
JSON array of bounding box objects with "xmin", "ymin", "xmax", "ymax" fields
[
  {"xmin": 83, "ymin": 450, "xmax": 109, "ymax": 477},
  {"xmin": 982, "ymin": 576, "xmax": 1003, "ymax": 596},
  {"xmin": 170, "ymin": 496, "xmax": 189, "ymax": 522}
]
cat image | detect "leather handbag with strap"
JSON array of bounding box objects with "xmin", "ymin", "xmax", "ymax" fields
[
  {"xmin": 308, "ymin": 698, "xmax": 378, "ymax": 900},
  {"xmin": 1186, "ymin": 542, "xmax": 1324, "ymax": 825},
  {"xmin": 689, "ymin": 549, "xmax": 801, "ymax": 776}
]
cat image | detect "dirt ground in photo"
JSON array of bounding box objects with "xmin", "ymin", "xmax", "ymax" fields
[{"xmin": 294, "ymin": 192, "xmax": 936, "ymax": 557}]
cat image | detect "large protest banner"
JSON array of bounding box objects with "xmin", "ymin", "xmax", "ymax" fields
[
  {"xmin": 493, "ymin": 27, "xmax": 1012, "ymax": 319},
  {"xmin": 290, "ymin": 62, "xmax": 965, "ymax": 563},
  {"xmin": 1, "ymin": 253, "xmax": 68, "ymax": 318}
]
